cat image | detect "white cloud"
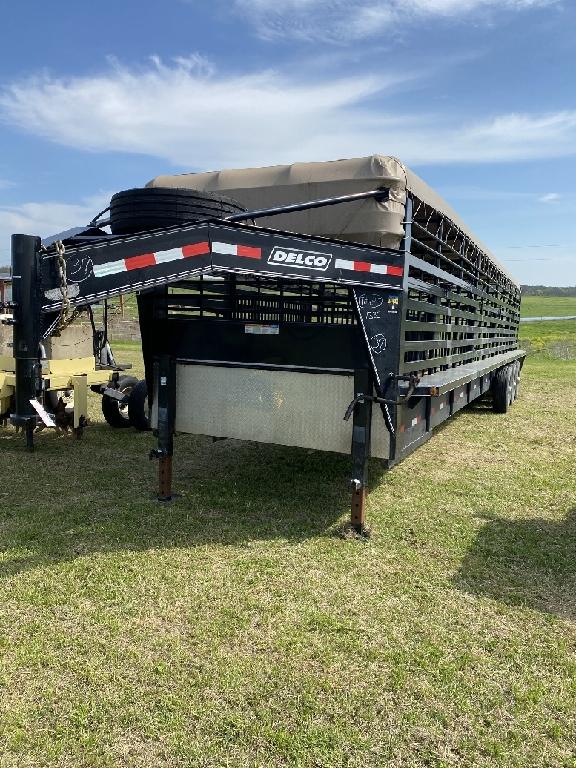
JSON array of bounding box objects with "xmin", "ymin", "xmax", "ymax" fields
[
  {"xmin": 1, "ymin": 58, "xmax": 575, "ymax": 171},
  {"xmin": 232, "ymin": 0, "xmax": 559, "ymax": 41},
  {"xmin": 539, "ymin": 192, "xmax": 561, "ymax": 203},
  {"xmin": 0, "ymin": 193, "xmax": 111, "ymax": 264},
  {"xmin": 0, "ymin": 57, "xmax": 387, "ymax": 168}
]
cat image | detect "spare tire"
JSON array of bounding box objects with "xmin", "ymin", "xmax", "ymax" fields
[{"xmin": 109, "ymin": 187, "xmax": 248, "ymax": 235}]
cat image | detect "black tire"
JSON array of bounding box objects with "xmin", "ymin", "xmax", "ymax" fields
[
  {"xmin": 128, "ymin": 379, "xmax": 151, "ymax": 431},
  {"xmin": 511, "ymin": 360, "xmax": 521, "ymax": 401},
  {"xmin": 101, "ymin": 375, "xmax": 138, "ymax": 428},
  {"xmin": 492, "ymin": 366, "xmax": 511, "ymax": 413},
  {"xmin": 109, "ymin": 187, "xmax": 248, "ymax": 235}
]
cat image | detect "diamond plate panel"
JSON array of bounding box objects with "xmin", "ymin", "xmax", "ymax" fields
[{"xmin": 171, "ymin": 364, "xmax": 389, "ymax": 458}]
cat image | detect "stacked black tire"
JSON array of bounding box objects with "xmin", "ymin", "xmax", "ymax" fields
[{"xmin": 109, "ymin": 187, "xmax": 247, "ymax": 235}]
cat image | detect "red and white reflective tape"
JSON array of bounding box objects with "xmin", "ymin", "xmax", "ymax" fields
[
  {"xmin": 334, "ymin": 258, "xmax": 403, "ymax": 277},
  {"xmin": 92, "ymin": 240, "xmax": 262, "ymax": 279},
  {"xmin": 212, "ymin": 241, "xmax": 262, "ymax": 259},
  {"xmin": 91, "ymin": 241, "xmax": 399, "ymax": 279},
  {"xmin": 92, "ymin": 241, "xmax": 211, "ymax": 278}
]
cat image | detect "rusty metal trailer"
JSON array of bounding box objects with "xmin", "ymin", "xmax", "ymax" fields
[{"xmin": 7, "ymin": 159, "xmax": 525, "ymax": 532}]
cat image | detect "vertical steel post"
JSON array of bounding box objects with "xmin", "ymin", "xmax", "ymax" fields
[
  {"xmin": 350, "ymin": 368, "xmax": 372, "ymax": 534},
  {"xmin": 389, "ymin": 194, "xmax": 414, "ymax": 465},
  {"xmin": 10, "ymin": 235, "xmax": 42, "ymax": 450},
  {"xmin": 153, "ymin": 354, "xmax": 176, "ymax": 501},
  {"xmin": 403, "ymin": 195, "xmax": 413, "ymax": 256}
]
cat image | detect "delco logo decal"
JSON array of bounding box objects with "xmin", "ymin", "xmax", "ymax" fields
[{"xmin": 267, "ymin": 247, "xmax": 332, "ymax": 272}]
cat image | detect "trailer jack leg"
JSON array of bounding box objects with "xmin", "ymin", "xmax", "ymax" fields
[
  {"xmin": 349, "ymin": 370, "xmax": 372, "ymax": 536},
  {"xmin": 151, "ymin": 355, "xmax": 176, "ymax": 502},
  {"xmin": 158, "ymin": 455, "xmax": 173, "ymax": 500},
  {"xmin": 150, "ymin": 450, "xmax": 174, "ymax": 501},
  {"xmin": 351, "ymin": 481, "xmax": 367, "ymax": 534},
  {"xmin": 25, "ymin": 418, "xmax": 35, "ymax": 452}
]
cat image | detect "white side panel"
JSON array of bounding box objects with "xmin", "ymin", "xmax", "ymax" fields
[{"xmin": 168, "ymin": 364, "xmax": 389, "ymax": 459}]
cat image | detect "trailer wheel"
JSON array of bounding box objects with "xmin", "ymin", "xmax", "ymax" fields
[
  {"xmin": 101, "ymin": 375, "xmax": 138, "ymax": 427},
  {"xmin": 508, "ymin": 360, "xmax": 521, "ymax": 404},
  {"xmin": 492, "ymin": 366, "xmax": 511, "ymax": 413},
  {"xmin": 511, "ymin": 360, "xmax": 521, "ymax": 401},
  {"xmin": 109, "ymin": 187, "xmax": 248, "ymax": 235},
  {"xmin": 128, "ymin": 379, "xmax": 151, "ymax": 431}
]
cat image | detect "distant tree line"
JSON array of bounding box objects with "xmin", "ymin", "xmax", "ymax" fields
[{"xmin": 521, "ymin": 285, "xmax": 576, "ymax": 296}]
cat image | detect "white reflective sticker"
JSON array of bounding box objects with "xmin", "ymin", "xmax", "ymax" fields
[
  {"xmin": 212, "ymin": 242, "xmax": 237, "ymax": 255},
  {"xmin": 155, "ymin": 248, "xmax": 183, "ymax": 264},
  {"xmin": 245, "ymin": 324, "xmax": 279, "ymax": 335},
  {"xmin": 44, "ymin": 284, "xmax": 80, "ymax": 300},
  {"xmin": 93, "ymin": 260, "xmax": 125, "ymax": 278}
]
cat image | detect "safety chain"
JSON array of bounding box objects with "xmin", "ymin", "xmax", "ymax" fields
[{"xmin": 53, "ymin": 240, "xmax": 71, "ymax": 336}]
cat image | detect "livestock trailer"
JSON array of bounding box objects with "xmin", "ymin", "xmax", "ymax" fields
[{"xmin": 8, "ymin": 156, "xmax": 524, "ymax": 532}]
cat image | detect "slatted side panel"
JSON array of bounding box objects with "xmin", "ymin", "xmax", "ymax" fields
[
  {"xmin": 165, "ymin": 275, "xmax": 357, "ymax": 326},
  {"xmin": 401, "ymin": 195, "xmax": 521, "ymax": 376}
]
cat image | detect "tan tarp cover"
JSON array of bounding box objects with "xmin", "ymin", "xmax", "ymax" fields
[{"xmin": 147, "ymin": 155, "xmax": 515, "ymax": 284}]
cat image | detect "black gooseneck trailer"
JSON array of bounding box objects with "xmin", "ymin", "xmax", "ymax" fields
[{"xmin": 9, "ymin": 164, "xmax": 525, "ymax": 533}]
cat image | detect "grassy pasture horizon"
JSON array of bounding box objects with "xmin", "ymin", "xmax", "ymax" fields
[{"xmin": 520, "ymin": 295, "xmax": 576, "ymax": 319}]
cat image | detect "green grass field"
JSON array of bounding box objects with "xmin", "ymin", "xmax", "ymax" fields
[
  {"xmin": 519, "ymin": 318, "xmax": 575, "ymax": 359},
  {"xmin": 0, "ymin": 321, "xmax": 575, "ymax": 767},
  {"xmin": 520, "ymin": 295, "xmax": 576, "ymax": 319}
]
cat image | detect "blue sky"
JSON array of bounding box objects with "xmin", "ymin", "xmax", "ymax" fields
[{"xmin": 0, "ymin": 0, "xmax": 574, "ymax": 285}]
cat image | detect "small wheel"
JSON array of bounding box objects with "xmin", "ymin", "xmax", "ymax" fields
[
  {"xmin": 128, "ymin": 379, "xmax": 151, "ymax": 431},
  {"xmin": 492, "ymin": 367, "xmax": 510, "ymax": 413},
  {"xmin": 101, "ymin": 375, "xmax": 138, "ymax": 428}
]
